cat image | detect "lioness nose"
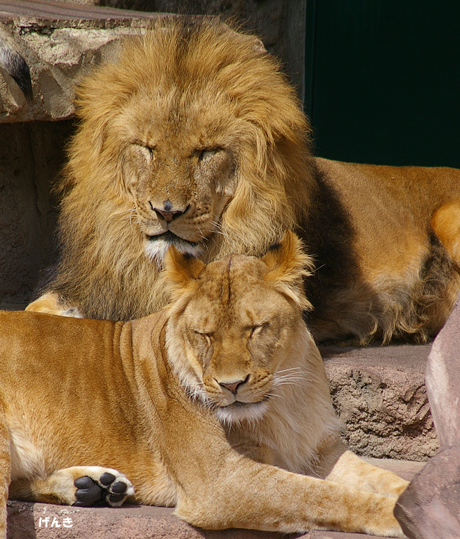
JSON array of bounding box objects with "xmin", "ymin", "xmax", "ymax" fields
[{"xmin": 218, "ymin": 376, "xmax": 249, "ymax": 395}]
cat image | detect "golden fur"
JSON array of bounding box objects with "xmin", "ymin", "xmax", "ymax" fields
[
  {"xmin": 0, "ymin": 233, "xmax": 407, "ymax": 537},
  {"xmin": 27, "ymin": 18, "xmax": 460, "ymax": 344}
]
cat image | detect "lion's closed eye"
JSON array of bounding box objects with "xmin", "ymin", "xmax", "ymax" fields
[
  {"xmin": 132, "ymin": 142, "xmax": 156, "ymax": 164},
  {"xmin": 196, "ymin": 148, "xmax": 222, "ymax": 163}
]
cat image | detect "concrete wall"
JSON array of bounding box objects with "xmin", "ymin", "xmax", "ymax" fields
[{"xmin": 0, "ymin": 121, "xmax": 74, "ymax": 308}]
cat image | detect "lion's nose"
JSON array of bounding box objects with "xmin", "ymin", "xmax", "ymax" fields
[
  {"xmin": 154, "ymin": 208, "xmax": 183, "ymax": 223},
  {"xmin": 218, "ymin": 375, "xmax": 249, "ymax": 395},
  {"xmin": 150, "ymin": 201, "xmax": 188, "ymax": 223}
]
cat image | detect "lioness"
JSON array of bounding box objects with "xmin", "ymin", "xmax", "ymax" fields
[
  {"xmin": 0, "ymin": 232, "xmax": 406, "ymax": 537},
  {"xmin": 26, "ymin": 18, "xmax": 460, "ymax": 345}
]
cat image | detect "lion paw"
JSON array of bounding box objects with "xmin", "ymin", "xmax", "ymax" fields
[{"xmin": 71, "ymin": 467, "xmax": 134, "ymax": 507}]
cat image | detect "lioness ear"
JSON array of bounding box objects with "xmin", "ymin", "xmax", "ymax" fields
[
  {"xmin": 163, "ymin": 246, "xmax": 206, "ymax": 298},
  {"xmin": 262, "ymin": 231, "xmax": 314, "ymax": 310}
]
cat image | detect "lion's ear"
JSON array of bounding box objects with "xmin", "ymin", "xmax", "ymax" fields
[
  {"xmin": 164, "ymin": 246, "xmax": 206, "ymax": 298},
  {"xmin": 262, "ymin": 231, "xmax": 313, "ymax": 310}
]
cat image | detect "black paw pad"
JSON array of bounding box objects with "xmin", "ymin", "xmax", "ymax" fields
[
  {"xmin": 73, "ymin": 476, "xmax": 103, "ymax": 506},
  {"xmin": 99, "ymin": 472, "xmax": 116, "ymax": 486},
  {"xmin": 73, "ymin": 473, "xmax": 130, "ymax": 507},
  {"xmin": 108, "ymin": 492, "xmax": 126, "ymax": 504},
  {"xmin": 111, "ymin": 481, "xmax": 128, "ymax": 494},
  {"xmin": 107, "ymin": 481, "xmax": 128, "ymax": 504}
]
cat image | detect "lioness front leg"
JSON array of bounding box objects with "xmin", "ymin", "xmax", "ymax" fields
[
  {"xmin": 10, "ymin": 466, "xmax": 134, "ymax": 507},
  {"xmin": 326, "ymin": 450, "xmax": 409, "ymax": 499},
  {"xmin": 175, "ymin": 456, "xmax": 404, "ymax": 537}
]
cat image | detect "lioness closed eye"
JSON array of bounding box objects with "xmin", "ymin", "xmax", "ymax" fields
[{"xmin": 0, "ymin": 232, "xmax": 407, "ymax": 537}]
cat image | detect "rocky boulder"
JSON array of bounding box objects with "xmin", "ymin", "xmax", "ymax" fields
[
  {"xmin": 0, "ymin": 1, "xmax": 163, "ymax": 123},
  {"xmin": 323, "ymin": 344, "xmax": 437, "ymax": 461},
  {"xmin": 395, "ymin": 296, "xmax": 460, "ymax": 537}
]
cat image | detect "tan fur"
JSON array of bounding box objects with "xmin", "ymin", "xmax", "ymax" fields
[
  {"xmin": 1, "ymin": 233, "xmax": 406, "ymax": 537},
  {"xmin": 27, "ymin": 18, "xmax": 460, "ymax": 343},
  {"xmin": 305, "ymin": 159, "xmax": 460, "ymax": 343},
  {"xmin": 26, "ymin": 291, "xmax": 82, "ymax": 317},
  {"xmin": 431, "ymin": 202, "xmax": 460, "ymax": 267}
]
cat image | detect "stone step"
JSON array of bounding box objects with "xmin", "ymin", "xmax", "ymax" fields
[
  {"xmin": 7, "ymin": 458, "xmax": 425, "ymax": 539},
  {"xmin": 0, "ymin": 0, "xmax": 164, "ymax": 123},
  {"xmin": 0, "ymin": 0, "xmax": 155, "ymax": 20}
]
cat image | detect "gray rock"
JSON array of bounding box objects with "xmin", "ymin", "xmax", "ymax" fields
[
  {"xmin": 323, "ymin": 344, "xmax": 438, "ymax": 461},
  {"xmin": 395, "ymin": 446, "xmax": 460, "ymax": 539},
  {"xmin": 0, "ymin": 2, "xmax": 163, "ymax": 123},
  {"xmin": 394, "ymin": 296, "xmax": 460, "ymax": 537},
  {"xmin": 0, "ymin": 120, "xmax": 74, "ymax": 308},
  {"xmin": 425, "ymin": 296, "xmax": 460, "ymax": 448}
]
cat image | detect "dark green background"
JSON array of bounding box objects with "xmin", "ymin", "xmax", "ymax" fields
[{"xmin": 304, "ymin": 1, "xmax": 460, "ymax": 167}]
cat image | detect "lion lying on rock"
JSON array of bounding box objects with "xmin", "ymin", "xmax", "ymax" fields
[
  {"xmin": 0, "ymin": 233, "xmax": 406, "ymax": 537},
  {"xmin": 27, "ymin": 17, "xmax": 460, "ymax": 343}
]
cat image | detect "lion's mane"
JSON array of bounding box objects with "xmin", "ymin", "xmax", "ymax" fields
[{"xmin": 50, "ymin": 17, "xmax": 315, "ymax": 320}]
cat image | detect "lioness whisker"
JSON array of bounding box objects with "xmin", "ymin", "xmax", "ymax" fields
[
  {"xmin": 267, "ymin": 392, "xmax": 284, "ymax": 400},
  {"xmin": 275, "ymin": 367, "xmax": 305, "ymax": 377},
  {"xmin": 273, "ymin": 367, "xmax": 307, "ymax": 379},
  {"xmin": 273, "ymin": 377, "xmax": 306, "ymax": 385},
  {"xmin": 272, "ymin": 373, "xmax": 308, "ymax": 387},
  {"xmin": 273, "ymin": 372, "xmax": 307, "ymax": 381}
]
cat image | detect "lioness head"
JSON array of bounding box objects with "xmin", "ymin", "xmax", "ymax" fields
[{"xmin": 164, "ymin": 230, "xmax": 313, "ymax": 424}]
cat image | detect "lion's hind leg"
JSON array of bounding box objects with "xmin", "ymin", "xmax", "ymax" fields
[
  {"xmin": 10, "ymin": 466, "xmax": 134, "ymax": 507},
  {"xmin": 431, "ymin": 201, "xmax": 460, "ymax": 268},
  {"xmin": 326, "ymin": 450, "xmax": 409, "ymax": 499}
]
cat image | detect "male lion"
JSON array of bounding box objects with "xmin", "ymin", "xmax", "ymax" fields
[
  {"xmin": 0, "ymin": 232, "xmax": 407, "ymax": 537},
  {"xmin": 27, "ymin": 17, "xmax": 460, "ymax": 344}
]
